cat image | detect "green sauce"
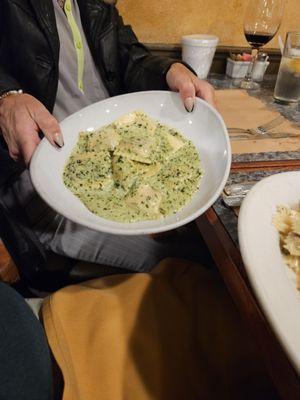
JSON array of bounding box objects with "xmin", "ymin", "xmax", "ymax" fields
[{"xmin": 63, "ymin": 111, "xmax": 203, "ymax": 222}]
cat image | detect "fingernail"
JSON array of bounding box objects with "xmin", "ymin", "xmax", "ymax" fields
[
  {"xmin": 184, "ymin": 97, "xmax": 194, "ymax": 113},
  {"xmin": 54, "ymin": 133, "xmax": 64, "ymax": 148}
]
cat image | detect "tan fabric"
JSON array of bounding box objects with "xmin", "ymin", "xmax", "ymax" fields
[
  {"xmin": 216, "ymin": 89, "xmax": 300, "ymax": 154},
  {"xmin": 42, "ymin": 258, "xmax": 274, "ymax": 400},
  {"xmin": 0, "ymin": 242, "xmax": 19, "ymax": 284}
]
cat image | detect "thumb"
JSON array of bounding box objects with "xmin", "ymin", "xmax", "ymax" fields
[{"xmin": 179, "ymin": 81, "xmax": 196, "ymax": 112}]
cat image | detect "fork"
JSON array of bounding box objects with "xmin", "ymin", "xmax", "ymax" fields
[
  {"xmin": 228, "ymin": 115, "xmax": 285, "ymax": 136},
  {"xmin": 250, "ymin": 115, "xmax": 285, "ymax": 135},
  {"xmin": 230, "ymin": 131, "xmax": 300, "ymax": 141}
]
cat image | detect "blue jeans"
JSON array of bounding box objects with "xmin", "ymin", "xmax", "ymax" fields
[{"xmin": 0, "ymin": 283, "xmax": 52, "ymax": 400}]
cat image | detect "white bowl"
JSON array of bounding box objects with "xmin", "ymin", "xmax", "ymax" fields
[
  {"xmin": 238, "ymin": 171, "xmax": 300, "ymax": 374},
  {"xmin": 30, "ymin": 91, "xmax": 231, "ymax": 235}
]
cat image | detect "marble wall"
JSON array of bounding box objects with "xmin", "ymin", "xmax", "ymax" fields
[{"xmin": 117, "ymin": 0, "xmax": 300, "ymax": 48}]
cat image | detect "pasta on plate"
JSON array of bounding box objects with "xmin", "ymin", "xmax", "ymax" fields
[
  {"xmin": 63, "ymin": 111, "xmax": 203, "ymax": 223},
  {"xmin": 273, "ymin": 204, "xmax": 300, "ymax": 290}
]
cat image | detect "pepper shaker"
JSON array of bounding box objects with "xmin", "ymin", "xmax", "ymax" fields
[{"xmin": 252, "ymin": 52, "xmax": 270, "ymax": 82}]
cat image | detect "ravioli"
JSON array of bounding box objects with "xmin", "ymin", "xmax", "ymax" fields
[
  {"xmin": 114, "ymin": 134, "xmax": 157, "ymax": 164},
  {"xmin": 114, "ymin": 111, "xmax": 157, "ymax": 135},
  {"xmin": 88, "ymin": 126, "xmax": 121, "ymax": 152},
  {"xmin": 63, "ymin": 111, "xmax": 203, "ymax": 222},
  {"xmin": 112, "ymin": 155, "xmax": 161, "ymax": 190},
  {"xmin": 154, "ymin": 124, "xmax": 185, "ymax": 161},
  {"xmin": 126, "ymin": 184, "xmax": 162, "ymax": 220}
]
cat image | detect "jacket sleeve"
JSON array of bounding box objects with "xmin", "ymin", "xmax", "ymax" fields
[
  {"xmin": 0, "ymin": 67, "xmax": 22, "ymax": 97},
  {"xmin": 0, "ymin": 2, "xmax": 21, "ymax": 96},
  {"xmin": 115, "ymin": 9, "xmax": 194, "ymax": 92}
]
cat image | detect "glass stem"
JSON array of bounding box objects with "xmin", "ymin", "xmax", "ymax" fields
[{"xmin": 244, "ymin": 48, "xmax": 259, "ymax": 82}]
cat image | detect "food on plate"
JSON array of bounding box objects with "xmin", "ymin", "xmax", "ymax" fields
[
  {"xmin": 273, "ymin": 204, "xmax": 300, "ymax": 289},
  {"xmin": 63, "ymin": 111, "xmax": 203, "ymax": 222}
]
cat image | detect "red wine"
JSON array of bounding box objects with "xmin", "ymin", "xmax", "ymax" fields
[{"xmin": 244, "ymin": 31, "xmax": 274, "ymax": 48}]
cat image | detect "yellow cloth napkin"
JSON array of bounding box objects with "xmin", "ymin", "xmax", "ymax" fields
[
  {"xmin": 216, "ymin": 89, "xmax": 300, "ymax": 154},
  {"xmin": 42, "ymin": 258, "xmax": 273, "ymax": 400}
]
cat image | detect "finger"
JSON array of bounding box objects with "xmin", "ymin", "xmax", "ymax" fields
[
  {"xmin": 194, "ymin": 80, "xmax": 217, "ymax": 109},
  {"xmin": 2, "ymin": 121, "xmax": 35, "ymax": 164},
  {"xmin": 202, "ymin": 89, "xmax": 217, "ymax": 109},
  {"xmin": 8, "ymin": 146, "xmax": 21, "ymax": 163},
  {"xmin": 19, "ymin": 134, "xmax": 41, "ymax": 166},
  {"xmin": 33, "ymin": 106, "xmax": 64, "ymax": 148},
  {"xmin": 178, "ymin": 80, "xmax": 196, "ymax": 112}
]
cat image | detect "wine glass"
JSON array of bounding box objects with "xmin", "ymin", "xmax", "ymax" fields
[{"xmin": 241, "ymin": 0, "xmax": 284, "ymax": 90}]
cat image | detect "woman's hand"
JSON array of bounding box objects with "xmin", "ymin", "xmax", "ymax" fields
[
  {"xmin": 166, "ymin": 63, "xmax": 216, "ymax": 111},
  {"xmin": 0, "ymin": 93, "xmax": 64, "ymax": 165}
]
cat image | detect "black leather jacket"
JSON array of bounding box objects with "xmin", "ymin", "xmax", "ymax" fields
[{"xmin": 0, "ymin": 0, "xmax": 178, "ymax": 112}]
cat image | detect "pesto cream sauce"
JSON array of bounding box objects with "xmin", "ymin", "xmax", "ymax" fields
[{"xmin": 63, "ymin": 111, "xmax": 203, "ymax": 222}]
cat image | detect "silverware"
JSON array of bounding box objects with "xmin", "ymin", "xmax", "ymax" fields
[
  {"xmin": 251, "ymin": 115, "xmax": 285, "ymax": 134},
  {"xmin": 224, "ymin": 182, "xmax": 256, "ymax": 196},
  {"xmin": 230, "ymin": 131, "xmax": 300, "ymax": 141},
  {"xmin": 228, "ymin": 115, "xmax": 286, "ymax": 136},
  {"xmin": 222, "ymin": 181, "xmax": 257, "ymax": 207},
  {"xmin": 228, "ymin": 127, "xmax": 250, "ymax": 133}
]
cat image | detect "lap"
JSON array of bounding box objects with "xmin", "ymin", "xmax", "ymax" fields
[{"xmin": 6, "ymin": 170, "xmax": 206, "ymax": 271}]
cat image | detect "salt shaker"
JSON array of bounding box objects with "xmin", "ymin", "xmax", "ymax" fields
[{"xmin": 252, "ymin": 52, "xmax": 270, "ymax": 82}]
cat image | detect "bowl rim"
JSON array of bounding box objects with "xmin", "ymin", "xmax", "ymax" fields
[{"xmin": 30, "ymin": 90, "xmax": 231, "ymax": 235}]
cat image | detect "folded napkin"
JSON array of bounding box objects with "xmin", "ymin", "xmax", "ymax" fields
[
  {"xmin": 42, "ymin": 258, "xmax": 272, "ymax": 400},
  {"xmin": 216, "ymin": 90, "xmax": 300, "ymax": 154}
]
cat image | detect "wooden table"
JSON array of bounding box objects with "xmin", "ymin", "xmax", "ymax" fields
[
  {"xmin": 199, "ymin": 75, "xmax": 300, "ymax": 397},
  {"xmin": 196, "ymin": 163, "xmax": 300, "ymax": 399}
]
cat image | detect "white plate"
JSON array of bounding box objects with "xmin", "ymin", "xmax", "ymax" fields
[
  {"xmin": 238, "ymin": 171, "xmax": 300, "ymax": 374},
  {"xmin": 30, "ymin": 90, "xmax": 231, "ymax": 235}
]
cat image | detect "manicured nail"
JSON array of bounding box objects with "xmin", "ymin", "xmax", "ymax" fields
[
  {"xmin": 184, "ymin": 97, "xmax": 194, "ymax": 113},
  {"xmin": 54, "ymin": 133, "xmax": 64, "ymax": 148}
]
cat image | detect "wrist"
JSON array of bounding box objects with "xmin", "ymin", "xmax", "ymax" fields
[
  {"xmin": 0, "ymin": 89, "xmax": 23, "ymax": 104},
  {"xmin": 167, "ymin": 62, "xmax": 182, "ymax": 74},
  {"xmin": 0, "ymin": 90, "xmax": 23, "ymax": 109},
  {"xmin": 169, "ymin": 61, "xmax": 197, "ymax": 77}
]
